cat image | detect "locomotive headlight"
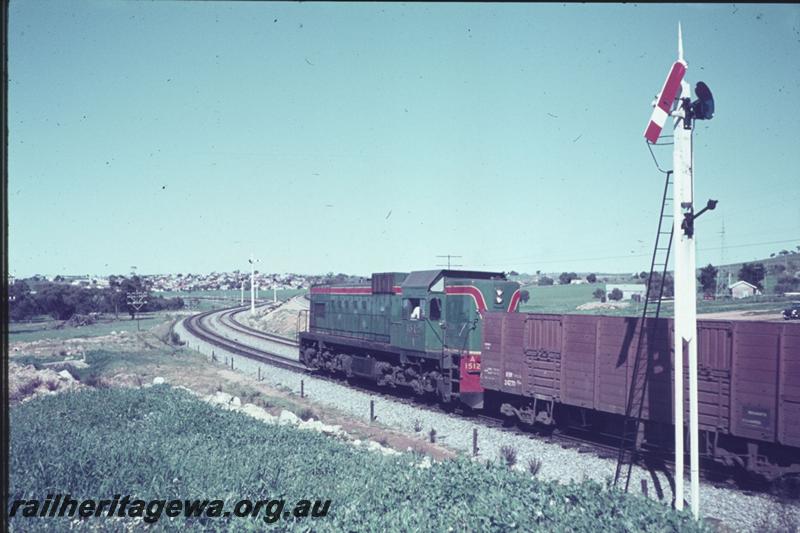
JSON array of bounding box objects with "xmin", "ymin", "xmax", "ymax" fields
[{"xmin": 495, "ymin": 288, "xmax": 504, "ymax": 304}]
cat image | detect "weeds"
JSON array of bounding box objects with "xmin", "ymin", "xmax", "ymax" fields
[
  {"xmin": 499, "ymin": 445, "xmax": 517, "ymax": 468},
  {"xmin": 413, "ymin": 419, "xmax": 423, "ymax": 432},
  {"xmin": 527, "ymin": 458, "xmax": 542, "ymax": 476},
  {"xmin": 298, "ymin": 408, "xmax": 317, "ymax": 421}
]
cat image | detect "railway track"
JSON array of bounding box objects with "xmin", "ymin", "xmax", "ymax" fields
[
  {"xmin": 183, "ymin": 306, "xmax": 307, "ymax": 373},
  {"xmin": 180, "ymin": 304, "xmax": 781, "ymax": 497}
]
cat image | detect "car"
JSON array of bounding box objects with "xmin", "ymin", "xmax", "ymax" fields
[{"xmin": 784, "ymin": 302, "xmax": 800, "ymax": 320}]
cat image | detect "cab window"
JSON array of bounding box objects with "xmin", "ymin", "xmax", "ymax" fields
[{"xmin": 429, "ymin": 298, "xmax": 442, "ymax": 321}]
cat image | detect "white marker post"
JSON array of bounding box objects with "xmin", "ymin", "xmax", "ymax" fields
[
  {"xmin": 670, "ymin": 24, "xmax": 700, "ymax": 518},
  {"xmin": 250, "ymin": 254, "xmax": 256, "ymax": 315}
]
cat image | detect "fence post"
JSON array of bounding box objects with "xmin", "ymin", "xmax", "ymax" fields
[
  {"xmin": 370, "ymin": 400, "xmax": 375, "ymax": 422},
  {"xmin": 301, "ymin": 380, "xmax": 305, "ymax": 398},
  {"xmin": 473, "ymin": 428, "xmax": 479, "ymax": 456}
]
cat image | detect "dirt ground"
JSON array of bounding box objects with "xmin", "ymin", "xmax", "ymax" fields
[
  {"xmin": 238, "ymin": 296, "xmax": 309, "ymax": 338},
  {"xmin": 697, "ymin": 309, "xmax": 787, "ymax": 321}
]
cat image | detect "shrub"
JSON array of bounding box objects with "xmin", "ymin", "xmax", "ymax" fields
[
  {"xmin": 528, "ymin": 457, "xmax": 542, "ymax": 476},
  {"xmin": 500, "ymin": 445, "xmax": 518, "ymax": 468},
  {"xmin": 429, "ymin": 428, "xmax": 437, "ymax": 443},
  {"xmin": 608, "ymin": 288, "xmax": 623, "ymax": 301},
  {"xmin": 298, "ymin": 408, "xmax": 317, "ymax": 421}
]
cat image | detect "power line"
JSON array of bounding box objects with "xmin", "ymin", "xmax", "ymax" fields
[{"xmin": 476, "ymin": 238, "xmax": 800, "ymax": 269}]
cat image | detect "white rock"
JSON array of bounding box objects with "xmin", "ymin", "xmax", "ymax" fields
[
  {"xmin": 352, "ymin": 439, "xmax": 362, "ymax": 447},
  {"xmin": 320, "ymin": 424, "xmax": 345, "ymax": 437},
  {"xmin": 299, "ymin": 419, "xmax": 324, "ymax": 432},
  {"xmin": 278, "ymin": 410, "xmax": 300, "ymax": 425},
  {"xmin": 231, "ymin": 396, "xmax": 241, "ymax": 407},
  {"xmin": 209, "ymin": 391, "xmax": 233, "ymax": 405},
  {"xmin": 153, "ymin": 377, "xmax": 166, "ymax": 385},
  {"xmin": 240, "ymin": 403, "xmax": 277, "ymax": 424},
  {"xmin": 58, "ymin": 370, "xmax": 75, "ymax": 381}
]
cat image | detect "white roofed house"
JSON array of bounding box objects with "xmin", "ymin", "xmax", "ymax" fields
[
  {"xmin": 729, "ymin": 280, "xmax": 759, "ymax": 299},
  {"xmin": 605, "ymin": 284, "xmax": 647, "ymax": 301}
]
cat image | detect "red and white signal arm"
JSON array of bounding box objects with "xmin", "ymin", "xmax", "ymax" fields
[{"xmin": 644, "ymin": 61, "xmax": 686, "ymax": 144}]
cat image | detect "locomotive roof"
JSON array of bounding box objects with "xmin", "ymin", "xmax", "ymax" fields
[{"xmin": 401, "ymin": 269, "xmax": 507, "ymax": 290}]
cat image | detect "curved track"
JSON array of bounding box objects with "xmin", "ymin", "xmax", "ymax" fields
[{"xmin": 183, "ymin": 305, "xmax": 307, "ymax": 372}]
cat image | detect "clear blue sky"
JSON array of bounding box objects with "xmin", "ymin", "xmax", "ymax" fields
[{"xmin": 9, "ymin": 2, "xmax": 800, "ymax": 277}]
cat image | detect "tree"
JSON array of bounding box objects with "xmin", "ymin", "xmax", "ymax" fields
[
  {"xmin": 608, "ymin": 288, "xmax": 623, "ymax": 301},
  {"xmin": 639, "ymin": 271, "xmax": 648, "ymax": 280},
  {"xmin": 738, "ymin": 262, "xmax": 766, "ymax": 291},
  {"xmin": 538, "ymin": 276, "xmax": 554, "ymax": 286},
  {"xmin": 558, "ymin": 272, "xmax": 578, "ymax": 285},
  {"xmin": 647, "ymin": 272, "xmax": 674, "ymax": 298},
  {"xmin": 774, "ymin": 274, "xmax": 800, "ymax": 296},
  {"xmin": 698, "ymin": 264, "xmax": 718, "ymax": 296},
  {"xmin": 586, "ymin": 273, "xmax": 597, "ymax": 283},
  {"xmin": 592, "ymin": 288, "xmax": 606, "ymax": 301}
]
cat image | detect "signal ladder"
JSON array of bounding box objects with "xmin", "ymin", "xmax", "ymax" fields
[{"xmin": 614, "ymin": 170, "xmax": 674, "ymax": 491}]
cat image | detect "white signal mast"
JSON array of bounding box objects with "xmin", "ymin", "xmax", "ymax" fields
[{"xmin": 644, "ymin": 23, "xmax": 715, "ymax": 519}]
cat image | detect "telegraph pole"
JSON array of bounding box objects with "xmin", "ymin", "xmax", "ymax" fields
[{"xmin": 436, "ymin": 255, "xmax": 463, "ymax": 269}]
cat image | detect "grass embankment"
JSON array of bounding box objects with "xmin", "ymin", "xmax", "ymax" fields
[{"xmin": 10, "ymin": 386, "xmax": 707, "ymax": 532}]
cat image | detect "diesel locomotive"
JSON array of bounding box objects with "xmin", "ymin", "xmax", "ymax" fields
[
  {"xmin": 299, "ymin": 269, "xmax": 800, "ymax": 479},
  {"xmin": 299, "ymin": 270, "xmax": 522, "ymax": 409}
]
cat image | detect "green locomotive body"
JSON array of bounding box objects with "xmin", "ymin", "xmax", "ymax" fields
[{"xmin": 299, "ymin": 270, "xmax": 522, "ymax": 408}]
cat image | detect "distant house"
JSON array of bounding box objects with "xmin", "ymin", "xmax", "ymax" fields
[
  {"xmin": 605, "ymin": 284, "xmax": 647, "ymax": 301},
  {"xmin": 729, "ymin": 280, "xmax": 759, "ymax": 299},
  {"xmin": 570, "ymin": 279, "xmax": 588, "ymax": 285}
]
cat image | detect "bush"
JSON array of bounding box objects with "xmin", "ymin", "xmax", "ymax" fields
[
  {"xmin": 608, "ymin": 288, "xmax": 623, "ymax": 301},
  {"xmin": 528, "ymin": 458, "xmax": 542, "ymax": 476},
  {"xmin": 500, "ymin": 445, "xmax": 518, "ymax": 468},
  {"xmin": 592, "ymin": 288, "xmax": 606, "ymax": 301},
  {"xmin": 298, "ymin": 408, "xmax": 317, "ymax": 421},
  {"xmin": 538, "ymin": 276, "xmax": 554, "ymax": 286},
  {"xmin": 774, "ymin": 274, "xmax": 800, "ymax": 295}
]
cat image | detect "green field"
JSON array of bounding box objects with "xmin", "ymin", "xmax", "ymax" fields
[
  {"xmin": 520, "ymin": 283, "xmax": 602, "ymax": 314},
  {"xmin": 9, "ymin": 386, "xmax": 706, "ymax": 532},
  {"xmin": 518, "ymin": 282, "xmax": 792, "ymax": 318},
  {"xmin": 8, "ymin": 313, "xmax": 172, "ymax": 344}
]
